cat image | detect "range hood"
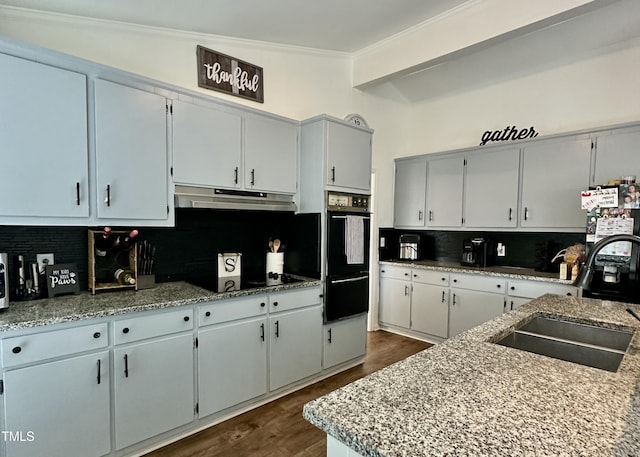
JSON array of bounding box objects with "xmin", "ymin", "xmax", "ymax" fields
[{"xmin": 175, "ymin": 185, "xmax": 296, "ymax": 212}]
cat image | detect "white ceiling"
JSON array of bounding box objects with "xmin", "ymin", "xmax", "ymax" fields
[{"xmin": 0, "ymin": 0, "xmax": 471, "ymax": 52}]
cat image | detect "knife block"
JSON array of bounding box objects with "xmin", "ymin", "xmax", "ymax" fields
[{"xmin": 88, "ymin": 229, "xmax": 138, "ymax": 294}]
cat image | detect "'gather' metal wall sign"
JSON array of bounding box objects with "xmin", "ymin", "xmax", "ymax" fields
[{"xmin": 197, "ymin": 45, "xmax": 264, "ymax": 103}]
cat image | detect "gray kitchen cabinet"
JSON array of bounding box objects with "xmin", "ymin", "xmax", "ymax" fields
[
  {"xmin": 448, "ymin": 273, "xmax": 506, "ymax": 337},
  {"xmin": 172, "ymin": 99, "xmax": 242, "ymax": 189},
  {"xmin": 325, "ymin": 120, "xmax": 372, "ymax": 192},
  {"xmin": 269, "ymin": 304, "xmax": 323, "ymax": 391},
  {"xmin": 393, "ymin": 158, "xmax": 427, "ymax": 227},
  {"xmin": 323, "ymin": 314, "xmax": 367, "ymax": 369},
  {"xmin": 449, "ymin": 288, "xmax": 505, "ymax": 337},
  {"xmin": 426, "ymin": 155, "xmax": 464, "ymax": 227},
  {"xmin": 464, "ymin": 147, "xmax": 520, "ymax": 228},
  {"xmin": 520, "ymin": 137, "xmax": 591, "ymax": 229},
  {"xmin": 1, "ymin": 323, "xmax": 110, "ymax": 457},
  {"xmin": 410, "ymin": 270, "xmax": 450, "ymax": 339},
  {"xmin": 506, "ymin": 279, "xmax": 576, "ymax": 311},
  {"xmin": 378, "ymin": 273, "xmax": 412, "ymax": 329},
  {"xmin": 299, "ymin": 116, "xmax": 373, "ymax": 212},
  {"xmin": 3, "ymin": 351, "xmax": 111, "ymax": 457},
  {"xmin": 94, "ymin": 79, "xmax": 172, "ymax": 225},
  {"xmin": 113, "ymin": 309, "xmax": 195, "ymax": 450},
  {"xmin": 197, "ymin": 295, "xmax": 268, "ymax": 418},
  {"xmin": 0, "ymin": 53, "xmax": 89, "ymax": 223},
  {"xmin": 245, "ymin": 114, "xmax": 299, "ymax": 194},
  {"xmin": 593, "ymin": 127, "xmax": 640, "ymax": 185}
]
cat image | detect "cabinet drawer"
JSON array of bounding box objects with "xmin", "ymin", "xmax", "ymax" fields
[
  {"xmin": 411, "ymin": 269, "xmax": 449, "ymax": 286},
  {"xmin": 114, "ymin": 308, "xmax": 194, "ymax": 345},
  {"xmin": 270, "ymin": 287, "xmax": 322, "ymax": 313},
  {"xmin": 2, "ymin": 323, "xmax": 108, "ymax": 368},
  {"xmin": 199, "ymin": 296, "xmax": 268, "ymax": 326},
  {"xmin": 451, "ymin": 274, "xmax": 506, "ymax": 294},
  {"xmin": 507, "ymin": 280, "xmax": 577, "ymax": 299},
  {"xmin": 379, "ymin": 265, "xmax": 411, "ymax": 280}
]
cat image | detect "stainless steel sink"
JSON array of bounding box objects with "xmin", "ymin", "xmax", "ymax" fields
[{"xmin": 495, "ymin": 316, "xmax": 635, "ymax": 372}]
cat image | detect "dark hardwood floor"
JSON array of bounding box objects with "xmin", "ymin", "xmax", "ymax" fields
[{"xmin": 144, "ymin": 330, "xmax": 432, "ymax": 457}]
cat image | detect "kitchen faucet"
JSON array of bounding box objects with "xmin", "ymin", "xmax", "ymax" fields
[{"xmin": 574, "ymin": 234, "xmax": 640, "ymax": 294}]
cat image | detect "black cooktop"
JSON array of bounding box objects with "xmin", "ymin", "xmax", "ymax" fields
[{"xmin": 188, "ymin": 274, "xmax": 305, "ymax": 293}]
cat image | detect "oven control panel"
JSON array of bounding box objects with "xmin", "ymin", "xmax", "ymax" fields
[{"xmin": 327, "ymin": 192, "xmax": 369, "ymax": 212}]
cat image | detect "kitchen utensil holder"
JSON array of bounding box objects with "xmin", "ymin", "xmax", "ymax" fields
[{"xmin": 88, "ymin": 229, "xmax": 138, "ymax": 294}]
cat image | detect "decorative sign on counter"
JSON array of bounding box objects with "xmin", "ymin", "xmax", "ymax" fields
[
  {"xmin": 45, "ymin": 263, "xmax": 80, "ymax": 298},
  {"xmin": 479, "ymin": 125, "xmax": 539, "ymax": 146},
  {"xmin": 197, "ymin": 45, "xmax": 264, "ymax": 103}
]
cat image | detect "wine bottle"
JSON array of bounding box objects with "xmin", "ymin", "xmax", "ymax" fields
[
  {"xmin": 114, "ymin": 268, "xmax": 136, "ymax": 285},
  {"xmin": 94, "ymin": 227, "xmax": 113, "ymax": 257},
  {"xmin": 112, "ymin": 229, "xmax": 139, "ymax": 252}
]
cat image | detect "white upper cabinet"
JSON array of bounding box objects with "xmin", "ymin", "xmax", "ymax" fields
[
  {"xmin": 0, "ymin": 53, "xmax": 89, "ymax": 222},
  {"xmin": 520, "ymin": 137, "xmax": 591, "ymax": 229},
  {"xmin": 593, "ymin": 127, "xmax": 640, "ymax": 185},
  {"xmin": 464, "ymin": 147, "xmax": 520, "ymax": 228},
  {"xmin": 426, "ymin": 155, "xmax": 464, "ymax": 228},
  {"xmin": 326, "ymin": 120, "xmax": 372, "ymax": 192},
  {"xmin": 394, "ymin": 158, "xmax": 427, "ymax": 227},
  {"xmin": 245, "ymin": 114, "xmax": 298, "ymax": 194},
  {"xmin": 172, "ymin": 99, "xmax": 242, "ymax": 189},
  {"xmin": 94, "ymin": 79, "xmax": 171, "ymax": 225}
]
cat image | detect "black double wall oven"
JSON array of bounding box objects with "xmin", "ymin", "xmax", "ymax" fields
[{"xmin": 324, "ymin": 193, "xmax": 370, "ymax": 322}]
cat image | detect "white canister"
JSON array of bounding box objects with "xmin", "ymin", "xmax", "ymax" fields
[{"xmin": 266, "ymin": 252, "xmax": 284, "ymax": 286}]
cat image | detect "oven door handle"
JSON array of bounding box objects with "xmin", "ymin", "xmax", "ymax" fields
[
  {"xmin": 329, "ymin": 275, "xmax": 368, "ymax": 284},
  {"xmin": 330, "ymin": 215, "xmax": 371, "ymax": 220}
]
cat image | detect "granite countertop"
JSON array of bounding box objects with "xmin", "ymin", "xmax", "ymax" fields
[
  {"xmin": 0, "ymin": 278, "xmax": 321, "ymax": 333},
  {"xmin": 304, "ymin": 295, "xmax": 640, "ymax": 456},
  {"xmin": 380, "ymin": 259, "xmax": 573, "ymax": 284}
]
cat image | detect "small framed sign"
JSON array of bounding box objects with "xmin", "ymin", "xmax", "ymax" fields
[
  {"xmin": 45, "ymin": 263, "xmax": 80, "ymax": 298},
  {"xmin": 197, "ymin": 45, "xmax": 264, "ymax": 103}
]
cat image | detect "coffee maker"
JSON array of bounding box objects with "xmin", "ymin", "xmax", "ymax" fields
[
  {"xmin": 461, "ymin": 238, "xmax": 493, "ymax": 267},
  {"xmin": 0, "ymin": 253, "xmax": 8, "ymax": 310},
  {"xmin": 399, "ymin": 234, "xmax": 420, "ymax": 260}
]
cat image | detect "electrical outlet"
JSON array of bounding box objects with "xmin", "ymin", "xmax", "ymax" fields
[
  {"xmin": 380, "ymin": 237, "xmax": 386, "ymax": 248},
  {"xmin": 497, "ymin": 243, "xmax": 506, "ymax": 257},
  {"xmin": 36, "ymin": 253, "xmax": 55, "ymax": 274}
]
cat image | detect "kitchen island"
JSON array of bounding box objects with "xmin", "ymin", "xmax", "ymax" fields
[{"xmin": 304, "ymin": 294, "xmax": 640, "ymax": 456}]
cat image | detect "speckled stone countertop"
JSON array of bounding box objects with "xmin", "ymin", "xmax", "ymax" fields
[
  {"xmin": 380, "ymin": 259, "xmax": 573, "ymax": 284},
  {"xmin": 304, "ymin": 295, "xmax": 640, "ymax": 456},
  {"xmin": 0, "ymin": 278, "xmax": 321, "ymax": 333}
]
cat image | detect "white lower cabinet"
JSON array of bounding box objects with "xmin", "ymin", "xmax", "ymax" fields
[
  {"xmin": 113, "ymin": 309, "xmax": 195, "ymax": 450},
  {"xmin": 449, "ymin": 289, "xmax": 505, "ymax": 337},
  {"xmin": 3, "ymin": 351, "xmax": 111, "ymax": 457},
  {"xmin": 506, "ymin": 279, "xmax": 577, "ymax": 311},
  {"xmin": 378, "ymin": 276, "xmax": 411, "ymax": 328},
  {"xmin": 269, "ymin": 304, "xmax": 323, "ymax": 391},
  {"xmin": 411, "ymin": 282, "xmax": 449, "ymax": 338},
  {"xmin": 323, "ymin": 314, "xmax": 367, "ymax": 369}
]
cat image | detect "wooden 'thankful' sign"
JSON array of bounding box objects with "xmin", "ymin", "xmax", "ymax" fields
[{"xmin": 197, "ymin": 45, "xmax": 264, "ymax": 103}]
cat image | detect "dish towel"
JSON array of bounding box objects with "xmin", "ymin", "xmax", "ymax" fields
[{"xmin": 345, "ymin": 215, "xmax": 365, "ymax": 264}]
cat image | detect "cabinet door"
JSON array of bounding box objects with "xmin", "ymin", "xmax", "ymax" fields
[
  {"xmin": 3, "ymin": 351, "xmax": 110, "ymax": 457},
  {"xmin": 0, "ymin": 53, "xmax": 89, "ymax": 220},
  {"xmin": 326, "ymin": 121, "xmax": 372, "ymax": 192},
  {"xmin": 323, "ymin": 314, "xmax": 367, "ymax": 369},
  {"xmin": 198, "ymin": 316, "xmax": 267, "ymax": 418},
  {"xmin": 464, "ymin": 148, "xmax": 520, "ymax": 228},
  {"xmin": 94, "ymin": 79, "xmax": 169, "ymax": 222},
  {"xmin": 411, "ymin": 283, "xmax": 449, "ymax": 338},
  {"xmin": 426, "ymin": 156, "xmax": 464, "ymax": 227},
  {"xmin": 593, "ymin": 128, "xmax": 640, "ymax": 185},
  {"xmin": 449, "ymin": 289, "xmax": 505, "ymax": 337},
  {"xmin": 394, "ymin": 159, "xmax": 427, "ymax": 227},
  {"xmin": 520, "ymin": 138, "xmax": 591, "ymax": 229},
  {"xmin": 172, "ymin": 99, "xmax": 242, "ymax": 189},
  {"xmin": 245, "ymin": 115, "xmax": 298, "ymax": 194},
  {"xmin": 114, "ymin": 333, "xmax": 194, "ymax": 450},
  {"xmin": 378, "ymin": 278, "xmax": 411, "ymax": 328},
  {"xmin": 269, "ymin": 305, "xmax": 322, "ymax": 391}
]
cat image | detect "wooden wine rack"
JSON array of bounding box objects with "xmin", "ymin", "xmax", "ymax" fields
[{"xmin": 88, "ymin": 229, "xmax": 138, "ymax": 294}]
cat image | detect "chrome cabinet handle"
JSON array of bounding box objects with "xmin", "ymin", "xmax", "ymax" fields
[{"xmin": 331, "ymin": 166, "xmax": 336, "ymax": 182}]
